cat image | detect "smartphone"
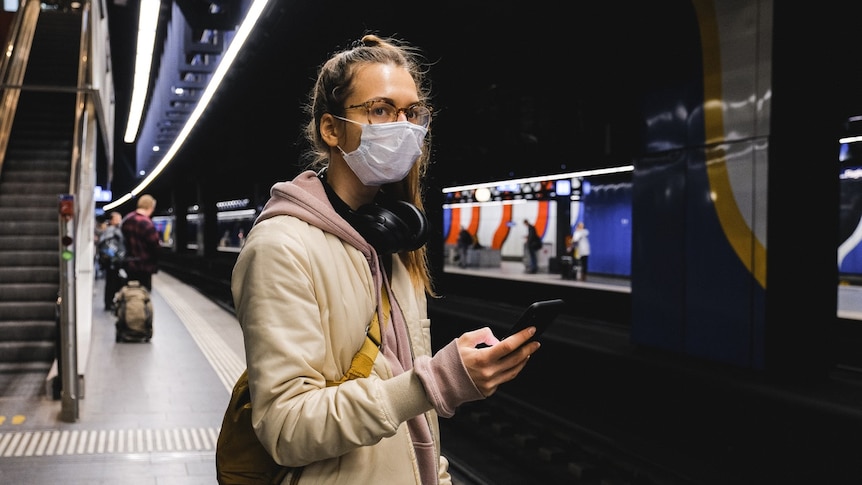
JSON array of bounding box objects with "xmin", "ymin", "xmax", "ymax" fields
[{"xmin": 508, "ymin": 299, "xmax": 566, "ymax": 343}]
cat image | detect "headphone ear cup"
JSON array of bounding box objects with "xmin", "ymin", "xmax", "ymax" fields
[
  {"xmin": 385, "ymin": 200, "xmax": 428, "ymax": 252},
  {"xmin": 352, "ymin": 201, "xmax": 428, "ymax": 254},
  {"xmin": 351, "ymin": 205, "xmax": 404, "ymax": 254}
]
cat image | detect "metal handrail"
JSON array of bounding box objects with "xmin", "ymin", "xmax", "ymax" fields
[{"xmin": 0, "ymin": 0, "xmax": 41, "ymax": 174}]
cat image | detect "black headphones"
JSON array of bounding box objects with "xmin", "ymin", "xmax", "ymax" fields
[{"xmin": 320, "ymin": 171, "xmax": 429, "ymax": 254}]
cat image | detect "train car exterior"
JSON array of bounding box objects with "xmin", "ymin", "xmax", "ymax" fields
[
  {"xmin": 626, "ymin": 0, "xmax": 849, "ymax": 374},
  {"xmin": 629, "ymin": 1, "xmax": 773, "ymax": 368}
]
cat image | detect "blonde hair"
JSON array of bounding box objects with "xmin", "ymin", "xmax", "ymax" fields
[{"xmin": 137, "ymin": 194, "xmax": 156, "ymax": 211}]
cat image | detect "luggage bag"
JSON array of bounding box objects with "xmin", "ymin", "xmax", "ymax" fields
[
  {"xmin": 560, "ymin": 256, "xmax": 576, "ymax": 279},
  {"xmin": 113, "ymin": 280, "xmax": 154, "ymax": 342}
]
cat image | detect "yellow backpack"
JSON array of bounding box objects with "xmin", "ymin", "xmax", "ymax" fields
[{"xmin": 216, "ymin": 289, "xmax": 389, "ymax": 485}]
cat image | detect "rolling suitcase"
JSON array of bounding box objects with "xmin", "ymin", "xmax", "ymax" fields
[{"xmin": 113, "ymin": 280, "xmax": 154, "ymax": 342}]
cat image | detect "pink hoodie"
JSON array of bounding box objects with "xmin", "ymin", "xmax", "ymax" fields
[{"xmin": 254, "ymin": 170, "xmax": 482, "ymax": 484}]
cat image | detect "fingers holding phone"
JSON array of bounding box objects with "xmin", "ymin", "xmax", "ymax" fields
[
  {"xmin": 459, "ymin": 327, "xmax": 539, "ymax": 397},
  {"xmin": 458, "ymin": 300, "xmax": 564, "ymax": 396},
  {"xmin": 507, "ymin": 299, "xmax": 566, "ymax": 345}
]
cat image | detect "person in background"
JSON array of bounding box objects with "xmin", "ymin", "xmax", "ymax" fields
[
  {"xmin": 230, "ymin": 34, "xmax": 540, "ymax": 484},
  {"xmin": 98, "ymin": 211, "xmax": 125, "ymax": 310},
  {"xmin": 457, "ymin": 226, "xmax": 472, "ymax": 268},
  {"xmin": 524, "ymin": 219, "xmax": 541, "ymax": 274},
  {"xmin": 93, "ymin": 215, "xmax": 108, "ymax": 279},
  {"xmin": 572, "ymin": 221, "xmax": 591, "ymax": 281},
  {"xmin": 121, "ymin": 194, "xmax": 160, "ymax": 291}
]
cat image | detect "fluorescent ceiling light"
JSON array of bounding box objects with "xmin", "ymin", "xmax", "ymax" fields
[
  {"xmin": 122, "ymin": 0, "xmax": 159, "ymax": 144},
  {"xmin": 442, "ymin": 165, "xmax": 634, "ymax": 194}
]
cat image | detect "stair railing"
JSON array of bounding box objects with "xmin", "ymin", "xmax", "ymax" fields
[{"xmin": 0, "ymin": 0, "xmax": 40, "ymax": 175}]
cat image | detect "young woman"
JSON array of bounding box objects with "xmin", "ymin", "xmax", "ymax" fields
[{"xmin": 231, "ymin": 34, "xmax": 541, "ymax": 484}]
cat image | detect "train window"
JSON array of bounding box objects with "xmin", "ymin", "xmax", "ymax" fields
[
  {"xmin": 152, "ymin": 215, "xmax": 175, "ymax": 248},
  {"xmin": 217, "ymin": 208, "xmax": 256, "ymax": 253},
  {"xmin": 186, "ymin": 213, "xmax": 201, "ymax": 250}
]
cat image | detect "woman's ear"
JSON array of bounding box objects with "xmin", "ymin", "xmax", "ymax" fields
[{"xmin": 320, "ymin": 113, "xmax": 340, "ymax": 147}]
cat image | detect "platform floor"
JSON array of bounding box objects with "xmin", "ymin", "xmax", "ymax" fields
[{"xmin": 0, "ymin": 272, "xmax": 245, "ymax": 484}]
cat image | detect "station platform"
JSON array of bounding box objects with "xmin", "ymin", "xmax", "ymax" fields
[{"xmin": 0, "ymin": 272, "xmax": 245, "ymax": 484}]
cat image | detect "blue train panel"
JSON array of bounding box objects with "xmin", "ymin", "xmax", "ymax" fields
[
  {"xmin": 631, "ymin": 0, "xmax": 769, "ymax": 370},
  {"xmin": 839, "ymin": 168, "xmax": 862, "ymax": 277},
  {"xmin": 580, "ymin": 182, "xmax": 632, "ymax": 276}
]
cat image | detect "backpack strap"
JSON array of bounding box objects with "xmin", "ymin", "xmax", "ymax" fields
[{"xmin": 326, "ymin": 285, "xmax": 390, "ymax": 386}]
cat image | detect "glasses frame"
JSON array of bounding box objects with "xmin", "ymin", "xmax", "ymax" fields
[{"xmin": 344, "ymin": 98, "xmax": 432, "ymax": 128}]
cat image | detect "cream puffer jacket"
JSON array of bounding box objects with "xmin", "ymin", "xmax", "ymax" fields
[{"xmin": 231, "ymin": 171, "xmax": 483, "ymax": 485}]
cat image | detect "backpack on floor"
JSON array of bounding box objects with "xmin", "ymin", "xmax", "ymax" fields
[{"xmin": 114, "ymin": 280, "xmax": 153, "ymax": 338}]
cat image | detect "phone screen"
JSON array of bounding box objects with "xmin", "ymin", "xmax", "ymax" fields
[{"xmin": 508, "ymin": 299, "xmax": 566, "ymax": 342}]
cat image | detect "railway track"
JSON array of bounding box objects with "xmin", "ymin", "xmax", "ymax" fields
[{"xmin": 440, "ymin": 393, "xmax": 700, "ymax": 485}]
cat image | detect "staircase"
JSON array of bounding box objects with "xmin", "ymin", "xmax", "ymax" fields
[{"xmin": 0, "ymin": 9, "xmax": 81, "ymax": 398}]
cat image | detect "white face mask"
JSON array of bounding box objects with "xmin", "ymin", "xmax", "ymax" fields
[{"xmin": 335, "ymin": 117, "xmax": 428, "ymax": 186}]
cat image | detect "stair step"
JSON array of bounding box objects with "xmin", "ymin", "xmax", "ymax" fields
[
  {"xmin": 0, "ymin": 251, "xmax": 59, "ymax": 267},
  {"xmin": 0, "ymin": 301, "xmax": 56, "ymax": 319},
  {"xmin": 0, "ymin": 235, "xmax": 57, "ymax": 250},
  {"xmin": 0, "ymin": 283, "xmax": 58, "ymax": 301},
  {"xmin": 0, "ymin": 193, "xmax": 67, "ymax": 208},
  {"xmin": 7, "ymin": 124, "xmax": 75, "ymax": 135},
  {"xmin": 0, "ymin": 361, "xmax": 53, "ymax": 399},
  {"xmin": 0, "ymin": 341, "xmax": 56, "ymax": 363},
  {"xmin": 1, "ymin": 170, "xmax": 68, "ymax": 184},
  {"xmin": 0, "ymin": 268, "xmax": 59, "ymax": 285},
  {"xmin": 0, "ymin": 220, "xmax": 57, "ymax": 236},
  {"xmin": 1, "ymin": 159, "xmax": 70, "ymax": 172},
  {"xmin": 0, "ymin": 321, "xmax": 57, "ymax": 341},
  {"xmin": 0, "ymin": 182, "xmax": 69, "ymax": 196},
  {"xmin": 0, "ymin": 207, "xmax": 56, "ymax": 221},
  {"xmin": 3, "ymin": 148, "xmax": 72, "ymax": 160},
  {"xmin": 0, "ymin": 361, "xmax": 53, "ymax": 373}
]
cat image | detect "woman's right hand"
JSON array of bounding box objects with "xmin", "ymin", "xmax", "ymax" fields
[{"xmin": 456, "ymin": 327, "xmax": 540, "ymax": 397}]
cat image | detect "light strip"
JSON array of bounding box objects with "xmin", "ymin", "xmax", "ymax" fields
[
  {"xmin": 840, "ymin": 135, "xmax": 862, "ymax": 144},
  {"xmin": 443, "ymin": 199, "xmax": 527, "ymax": 209},
  {"xmin": 442, "ymin": 165, "xmax": 633, "ymax": 193},
  {"xmin": 122, "ymin": 0, "xmax": 160, "ymax": 144}
]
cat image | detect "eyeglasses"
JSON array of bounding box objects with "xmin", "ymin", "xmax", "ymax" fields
[{"xmin": 344, "ymin": 98, "xmax": 432, "ymax": 128}]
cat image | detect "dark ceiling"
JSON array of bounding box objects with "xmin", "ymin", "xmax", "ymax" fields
[
  {"xmin": 102, "ymin": 0, "xmax": 661, "ymax": 207},
  {"xmin": 98, "ymin": 1, "xmax": 862, "ymax": 213}
]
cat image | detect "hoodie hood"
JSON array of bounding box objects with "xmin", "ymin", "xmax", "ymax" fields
[{"xmin": 256, "ymin": 170, "xmax": 375, "ymax": 263}]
